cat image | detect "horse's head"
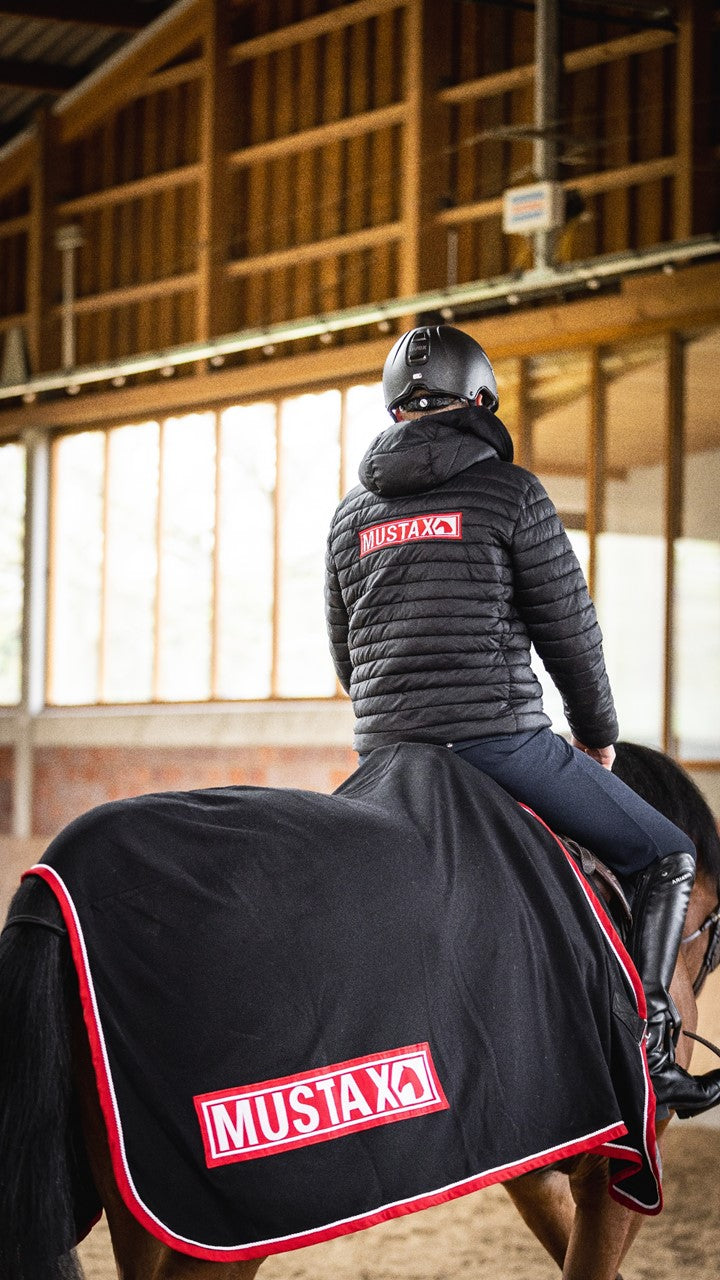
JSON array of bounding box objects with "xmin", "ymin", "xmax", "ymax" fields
[{"xmin": 613, "ymin": 741, "xmax": 720, "ymax": 996}]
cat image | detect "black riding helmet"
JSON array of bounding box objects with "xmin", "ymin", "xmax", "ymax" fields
[{"xmin": 382, "ymin": 325, "xmax": 499, "ymax": 419}]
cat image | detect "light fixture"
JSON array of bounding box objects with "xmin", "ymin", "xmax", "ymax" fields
[
  {"xmin": 319, "ymin": 331, "xmax": 333, "ymax": 345},
  {"xmin": 262, "ymin": 343, "xmax": 276, "ymax": 356},
  {"xmin": 66, "ymin": 383, "xmax": 80, "ymax": 396},
  {"xmin": 440, "ymin": 306, "xmax": 454, "ymax": 321},
  {"xmin": 377, "ymin": 318, "xmax": 391, "ymax": 333},
  {"xmin": 662, "ymin": 262, "xmax": 676, "ymax": 275},
  {"xmin": 160, "ymin": 365, "xmax": 175, "ymax": 378},
  {"xmin": 587, "ymin": 277, "xmax": 600, "ymax": 291},
  {"xmin": 507, "ymin": 292, "xmax": 520, "ymax": 306},
  {"xmin": 209, "ymin": 353, "xmax": 225, "ymax": 367},
  {"xmin": 22, "ymin": 390, "xmax": 36, "ymax": 404},
  {"xmin": 111, "ymin": 374, "xmax": 127, "ymax": 388}
]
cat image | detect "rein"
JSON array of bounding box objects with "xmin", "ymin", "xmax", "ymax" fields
[{"xmin": 680, "ymin": 885, "xmax": 720, "ymax": 997}]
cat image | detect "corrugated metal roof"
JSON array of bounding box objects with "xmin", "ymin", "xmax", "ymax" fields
[{"xmin": 0, "ymin": 4, "xmax": 174, "ymax": 143}]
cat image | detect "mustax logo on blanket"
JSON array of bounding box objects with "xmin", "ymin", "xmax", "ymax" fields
[
  {"xmin": 358, "ymin": 512, "xmax": 462, "ymax": 558},
  {"xmin": 194, "ymin": 1043, "xmax": 449, "ymax": 1167}
]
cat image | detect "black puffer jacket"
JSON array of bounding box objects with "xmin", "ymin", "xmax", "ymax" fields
[{"xmin": 325, "ymin": 404, "xmax": 618, "ymax": 756}]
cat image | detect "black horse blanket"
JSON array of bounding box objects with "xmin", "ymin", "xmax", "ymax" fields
[{"xmin": 24, "ymin": 743, "xmax": 661, "ymax": 1261}]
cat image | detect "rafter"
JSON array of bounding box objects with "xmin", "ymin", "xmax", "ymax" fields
[{"xmin": 0, "ymin": 1, "xmax": 165, "ymax": 30}]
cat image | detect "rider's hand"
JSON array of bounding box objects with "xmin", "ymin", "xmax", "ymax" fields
[{"xmin": 572, "ymin": 738, "xmax": 616, "ymax": 771}]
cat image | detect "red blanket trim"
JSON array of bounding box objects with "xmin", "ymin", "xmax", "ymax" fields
[{"xmin": 518, "ymin": 806, "xmax": 662, "ymax": 1215}]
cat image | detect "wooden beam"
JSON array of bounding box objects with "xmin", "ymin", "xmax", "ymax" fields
[
  {"xmin": 26, "ymin": 109, "xmax": 57, "ymax": 376},
  {"xmin": 229, "ymin": 103, "xmax": 406, "ymax": 169},
  {"xmin": 229, "ymin": 0, "xmax": 406, "ymax": 63},
  {"xmin": 56, "ymin": 163, "xmax": 201, "ymax": 216},
  {"xmin": 563, "ymin": 27, "xmax": 675, "ymax": 74},
  {"xmin": 197, "ymin": 0, "xmax": 232, "ymax": 346},
  {"xmin": 2, "ymin": 337, "xmax": 393, "ymax": 434},
  {"xmin": 438, "ymin": 157, "xmax": 678, "ymax": 226},
  {"xmin": 400, "ymin": 0, "xmax": 449, "ymax": 303},
  {"xmin": 55, "ymin": 271, "xmax": 198, "ymax": 315},
  {"xmin": 0, "ymin": 0, "xmax": 165, "ymax": 28},
  {"xmin": 0, "ymin": 214, "xmax": 29, "ymax": 240},
  {"xmin": 242, "ymin": 0, "xmax": 272, "ymax": 330},
  {"xmin": 55, "ymin": 0, "xmax": 203, "ymax": 144},
  {"xmin": 674, "ymin": 0, "xmax": 714, "ymax": 239},
  {"xmin": 439, "ymin": 63, "xmax": 534, "ymax": 106},
  {"xmin": 226, "ymin": 223, "xmax": 403, "ymax": 277},
  {"xmin": 146, "ymin": 56, "xmax": 202, "ymax": 93},
  {"xmin": 0, "ymin": 131, "xmax": 32, "ymax": 202},
  {"xmin": 0, "ymin": 310, "xmax": 27, "ymax": 333},
  {"xmin": 317, "ymin": 9, "xmax": 345, "ymax": 316},
  {"xmin": 437, "ymin": 195, "xmax": 503, "ymax": 228},
  {"xmin": 438, "ymin": 27, "xmax": 675, "ymax": 105},
  {"xmin": 573, "ymin": 156, "xmax": 677, "ymax": 198},
  {"xmin": 4, "ymin": 259, "xmax": 720, "ymax": 438}
]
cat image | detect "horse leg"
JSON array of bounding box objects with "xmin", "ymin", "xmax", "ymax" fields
[
  {"xmin": 504, "ymin": 1169, "xmax": 576, "ymax": 1269},
  {"xmin": 562, "ymin": 1152, "xmax": 635, "ymax": 1280},
  {"xmin": 506, "ymin": 1160, "xmax": 632, "ymax": 1280},
  {"xmin": 72, "ymin": 1020, "xmax": 265, "ymax": 1280}
]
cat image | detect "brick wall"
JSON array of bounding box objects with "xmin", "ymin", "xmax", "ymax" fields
[{"xmin": 18, "ymin": 744, "xmax": 356, "ymax": 839}]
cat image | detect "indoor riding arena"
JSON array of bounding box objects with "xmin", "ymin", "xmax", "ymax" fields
[{"xmin": 0, "ymin": 2, "xmax": 719, "ymax": 1279}]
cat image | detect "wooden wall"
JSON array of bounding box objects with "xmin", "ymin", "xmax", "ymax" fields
[{"xmin": 0, "ymin": 0, "xmax": 716, "ymax": 393}]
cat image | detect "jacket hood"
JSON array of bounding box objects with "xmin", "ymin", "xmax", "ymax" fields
[{"xmin": 358, "ymin": 404, "xmax": 514, "ymax": 498}]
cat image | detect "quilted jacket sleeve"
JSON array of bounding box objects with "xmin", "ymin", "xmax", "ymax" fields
[
  {"xmin": 511, "ymin": 473, "xmax": 619, "ymax": 747},
  {"xmin": 324, "ymin": 529, "xmax": 352, "ymax": 694}
]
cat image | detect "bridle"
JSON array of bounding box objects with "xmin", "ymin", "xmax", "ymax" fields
[{"xmin": 681, "ymin": 880, "xmax": 720, "ymax": 997}]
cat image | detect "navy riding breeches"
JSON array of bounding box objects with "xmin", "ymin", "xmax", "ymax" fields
[{"xmin": 450, "ymin": 728, "xmax": 695, "ymax": 877}]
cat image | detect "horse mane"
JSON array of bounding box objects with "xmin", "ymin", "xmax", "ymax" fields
[{"xmin": 613, "ymin": 741, "xmax": 720, "ymax": 882}]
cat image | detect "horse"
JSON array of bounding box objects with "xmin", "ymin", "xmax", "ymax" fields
[
  {"xmin": 0, "ymin": 741, "xmax": 718, "ymax": 1280},
  {"xmin": 505, "ymin": 740, "xmax": 720, "ymax": 1280}
]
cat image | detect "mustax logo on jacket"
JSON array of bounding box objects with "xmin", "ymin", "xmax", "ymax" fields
[
  {"xmin": 194, "ymin": 1043, "xmax": 448, "ymax": 1166},
  {"xmin": 359, "ymin": 512, "xmax": 463, "ymax": 559}
]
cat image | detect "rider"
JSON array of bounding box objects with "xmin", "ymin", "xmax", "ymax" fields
[{"xmin": 325, "ymin": 322, "xmax": 720, "ymax": 1119}]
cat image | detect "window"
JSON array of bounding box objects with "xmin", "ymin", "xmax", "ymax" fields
[
  {"xmin": 156, "ymin": 414, "xmax": 216, "ymax": 701},
  {"xmin": 216, "ymin": 403, "xmax": 276, "ymax": 699},
  {"xmin": 49, "ymin": 431, "xmax": 105, "ymax": 704},
  {"xmin": 46, "ymin": 385, "xmax": 385, "ymax": 706},
  {"xmin": 36, "ymin": 348, "xmax": 720, "ymax": 775},
  {"xmin": 0, "ymin": 441, "xmax": 25, "ymax": 705},
  {"xmin": 276, "ymin": 390, "xmax": 341, "ymax": 697}
]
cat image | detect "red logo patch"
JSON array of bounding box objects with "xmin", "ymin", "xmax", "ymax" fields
[
  {"xmin": 194, "ymin": 1043, "xmax": 449, "ymax": 1167},
  {"xmin": 358, "ymin": 512, "xmax": 463, "ymax": 558}
]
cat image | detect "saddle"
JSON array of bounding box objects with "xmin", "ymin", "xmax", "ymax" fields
[{"xmin": 561, "ymin": 839, "xmax": 633, "ymax": 937}]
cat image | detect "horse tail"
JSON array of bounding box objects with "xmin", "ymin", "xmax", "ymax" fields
[{"xmin": 0, "ymin": 877, "xmax": 86, "ymax": 1280}]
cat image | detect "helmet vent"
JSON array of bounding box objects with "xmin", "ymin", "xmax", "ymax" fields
[{"xmin": 406, "ymin": 329, "xmax": 430, "ymax": 365}]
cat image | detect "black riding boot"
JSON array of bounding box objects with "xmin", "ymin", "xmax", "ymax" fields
[{"xmin": 630, "ymin": 851, "xmax": 720, "ymax": 1119}]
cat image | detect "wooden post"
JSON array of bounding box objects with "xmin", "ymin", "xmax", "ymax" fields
[
  {"xmin": 663, "ymin": 331, "xmax": 684, "ymax": 756},
  {"xmin": 13, "ymin": 428, "xmax": 50, "ymax": 837},
  {"xmin": 674, "ymin": 0, "xmax": 714, "ymax": 240},
  {"xmin": 515, "ymin": 357, "xmax": 533, "ymax": 471},
  {"xmin": 197, "ymin": 0, "xmax": 232, "ymax": 350},
  {"xmin": 587, "ymin": 347, "xmax": 605, "ymax": 600},
  {"xmin": 26, "ymin": 109, "xmax": 58, "ymax": 375},
  {"xmin": 400, "ymin": 0, "xmax": 451, "ymax": 314}
]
